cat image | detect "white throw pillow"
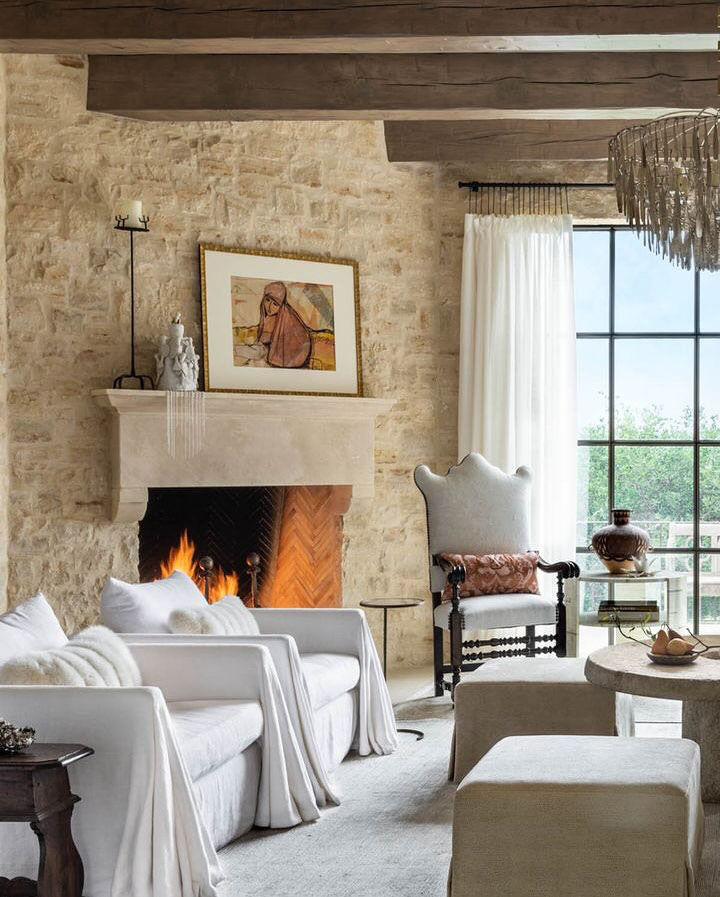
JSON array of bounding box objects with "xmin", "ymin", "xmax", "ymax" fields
[
  {"xmin": 0, "ymin": 593, "xmax": 67, "ymax": 665},
  {"xmin": 0, "ymin": 625, "xmax": 142, "ymax": 686},
  {"xmin": 101, "ymin": 570, "xmax": 207, "ymax": 633},
  {"xmin": 169, "ymin": 595, "xmax": 260, "ymax": 636}
]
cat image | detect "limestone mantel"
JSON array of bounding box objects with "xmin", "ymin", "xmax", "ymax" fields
[{"xmin": 92, "ymin": 389, "xmax": 395, "ymax": 523}]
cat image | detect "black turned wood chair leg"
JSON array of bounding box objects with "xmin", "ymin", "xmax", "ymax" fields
[
  {"xmin": 449, "ymin": 609, "xmax": 462, "ymax": 700},
  {"xmin": 525, "ymin": 625, "xmax": 536, "ymax": 657},
  {"xmin": 446, "ymin": 564, "xmax": 465, "ymax": 698},
  {"xmin": 555, "ymin": 571, "xmax": 567, "ymax": 657},
  {"xmin": 433, "ymin": 623, "xmax": 445, "ymax": 697}
]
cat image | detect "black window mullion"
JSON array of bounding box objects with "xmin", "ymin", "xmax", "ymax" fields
[
  {"xmin": 579, "ymin": 332, "xmax": 719, "ymax": 339},
  {"xmin": 693, "ymin": 269, "xmax": 701, "ymax": 631},
  {"xmin": 576, "ymin": 224, "xmax": 704, "ymax": 633},
  {"xmin": 608, "ymin": 229, "xmax": 615, "ymax": 528},
  {"xmin": 580, "ymin": 439, "xmax": 720, "ymax": 447},
  {"xmin": 575, "ymin": 545, "xmax": 719, "ymax": 554}
]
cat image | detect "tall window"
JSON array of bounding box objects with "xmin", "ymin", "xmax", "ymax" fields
[{"xmin": 575, "ymin": 226, "xmax": 720, "ymax": 632}]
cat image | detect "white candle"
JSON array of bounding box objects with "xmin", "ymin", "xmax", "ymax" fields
[{"xmin": 116, "ymin": 199, "xmax": 144, "ymax": 228}]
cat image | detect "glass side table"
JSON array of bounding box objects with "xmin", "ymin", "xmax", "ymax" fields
[
  {"xmin": 360, "ymin": 597, "xmax": 425, "ymax": 741},
  {"xmin": 565, "ymin": 571, "xmax": 688, "ymax": 657}
]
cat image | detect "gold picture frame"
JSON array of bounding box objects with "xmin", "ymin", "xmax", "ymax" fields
[{"xmin": 199, "ymin": 243, "xmax": 363, "ymax": 397}]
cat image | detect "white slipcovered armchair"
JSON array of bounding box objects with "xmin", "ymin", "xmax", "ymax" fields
[
  {"xmin": 414, "ymin": 453, "xmax": 579, "ymax": 696},
  {"xmin": 252, "ymin": 608, "xmax": 398, "ymax": 761},
  {"xmin": 0, "ymin": 617, "xmax": 319, "ymax": 897},
  {"xmin": 101, "ymin": 575, "xmax": 398, "ymax": 805}
]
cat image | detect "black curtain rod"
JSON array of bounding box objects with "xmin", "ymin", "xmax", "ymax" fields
[{"xmin": 458, "ymin": 180, "xmax": 613, "ymax": 191}]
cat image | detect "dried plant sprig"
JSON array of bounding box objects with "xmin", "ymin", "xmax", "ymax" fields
[
  {"xmin": 602, "ymin": 615, "xmax": 712, "ymax": 653},
  {"xmin": 684, "ymin": 629, "xmax": 712, "ymax": 654}
]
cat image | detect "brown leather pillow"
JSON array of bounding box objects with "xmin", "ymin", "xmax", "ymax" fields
[{"xmin": 439, "ymin": 551, "xmax": 540, "ymax": 602}]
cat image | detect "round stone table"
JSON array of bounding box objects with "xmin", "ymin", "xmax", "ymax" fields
[{"xmin": 585, "ymin": 638, "xmax": 720, "ymax": 801}]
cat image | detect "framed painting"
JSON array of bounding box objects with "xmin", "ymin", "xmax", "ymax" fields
[{"xmin": 200, "ymin": 244, "xmax": 362, "ymax": 396}]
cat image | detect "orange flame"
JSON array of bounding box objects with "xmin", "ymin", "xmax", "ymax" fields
[
  {"xmin": 159, "ymin": 530, "xmax": 240, "ymax": 604},
  {"xmin": 160, "ymin": 531, "xmax": 198, "ymax": 581}
]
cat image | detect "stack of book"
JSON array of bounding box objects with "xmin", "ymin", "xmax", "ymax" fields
[{"xmin": 597, "ymin": 599, "xmax": 660, "ymax": 624}]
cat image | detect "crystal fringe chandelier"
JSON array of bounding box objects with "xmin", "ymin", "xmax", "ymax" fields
[{"xmin": 608, "ymin": 110, "xmax": 720, "ymax": 271}]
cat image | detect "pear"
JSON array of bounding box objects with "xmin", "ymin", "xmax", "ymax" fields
[
  {"xmin": 652, "ymin": 629, "xmax": 669, "ymax": 655},
  {"xmin": 668, "ymin": 628, "xmax": 685, "ymax": 641},
  {"xmin": 667, "ymin": 638, "xmax": 694, "ymax": 656}
]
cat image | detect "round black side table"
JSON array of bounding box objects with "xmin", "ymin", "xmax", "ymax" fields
[{"xmin": 360, "ymin": 597, "xmax": 425, "ymax": 741}]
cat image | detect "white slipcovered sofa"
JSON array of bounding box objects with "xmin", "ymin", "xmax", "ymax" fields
[
  {"xmin": 0, "ymin": 595, "xmax": 319, "ymax": 897},
  {"xmin": 101, "ymin": 573, "xmax": 398, "ymax": 805}
]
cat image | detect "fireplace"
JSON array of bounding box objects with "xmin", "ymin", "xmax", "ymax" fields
[
  {"xmin": 138, "ymin": 484, "xmax": 349, "ymax": 607},
  {"xmin": 92, "ymin": 389, "xmax": 393, "ymax": 607}
]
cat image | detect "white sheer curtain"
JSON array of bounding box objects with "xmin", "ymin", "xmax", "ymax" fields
[{"xmin": 458, "ymin": 213, "xmax": 577, "ymax": 564}]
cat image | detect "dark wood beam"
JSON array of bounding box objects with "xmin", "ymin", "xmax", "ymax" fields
[
  {"xmin": 384, "ymin": 120, "xmax": 645, "ymax": 161},
  {"xmin": 0, "ymin": 1, "xmax": 715, "ymax": 53},
  {"xmin": 86, "ymin": 52, "xmax": 717, "ymax": 121}
]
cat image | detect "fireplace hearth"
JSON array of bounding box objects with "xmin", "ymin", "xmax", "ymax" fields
[
  {"xmin": 139, "ymin": 486, "xmax": 282, "ymax": 604},
  {"xmin": 139, "ymin": 484, "xmax": 348, "ymax": 607}
]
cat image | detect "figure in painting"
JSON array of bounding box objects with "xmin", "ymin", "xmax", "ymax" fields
[{"xmin": 235, "ymin": 281, "xmax": 312, "ymax": 368}]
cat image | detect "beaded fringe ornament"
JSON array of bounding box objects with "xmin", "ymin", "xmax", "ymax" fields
[
  {"xmin": 166, "ymin": 390, "xmax": 207, "ymax": 460},
  {"xmin": 609, "ymin": 110, "xmax": 720, "ymax": 271}
]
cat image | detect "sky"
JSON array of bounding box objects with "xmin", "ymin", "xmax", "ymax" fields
[{"xmin": 574, "ymin": 230, "xmax": 720, "ymax": 439}]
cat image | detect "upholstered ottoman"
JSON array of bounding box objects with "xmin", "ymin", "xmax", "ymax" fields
[
  {"xmin": 450, "ymin": 735, "xmax": 704, "ymax": 897},
  {"xmin": 451, "ymin": 656, "xmax": 634, "ymax": 782}
]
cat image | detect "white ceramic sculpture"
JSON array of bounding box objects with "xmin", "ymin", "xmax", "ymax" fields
[
  {"xmin": 156, "ymin": 315, "xmax": 206, "ymax": 458},
  {"xmin": 155, "ymin": 314, "xmax": 200, "ymax": 391},
  {"xmin": 632, "ymin": 553, "xmax": 657, "ymax": 575}
]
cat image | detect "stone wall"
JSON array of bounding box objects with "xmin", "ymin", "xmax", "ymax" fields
[
  {"xmin": 1, "ymin": 53, "xmax": 618, "ymax": 663},
  {"xmin": 0, "ymin": 57, "xmax": 8, "ymax": 611}
]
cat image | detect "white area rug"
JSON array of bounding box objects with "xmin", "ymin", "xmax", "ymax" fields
[
  {"xmin": 218, "ymin": 709, "xmax": 455, "ymax": 897},
  {"xmin": 218, "ymin": 697, "xmax": 720, "ymax": 897}
]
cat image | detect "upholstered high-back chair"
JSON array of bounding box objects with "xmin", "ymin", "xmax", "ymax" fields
[{"xmin": 414, "ymin": 453, "xmax": 578, "ymax": 697}]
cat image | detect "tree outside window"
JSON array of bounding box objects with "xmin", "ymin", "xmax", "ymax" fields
[{"xmin": 575, "ymin": 227, "xmax": 720, "ymax": 632}]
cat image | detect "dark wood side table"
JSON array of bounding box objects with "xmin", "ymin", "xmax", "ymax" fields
[
  {"xmin": 0, "ymin": 743, "xmax": 94, "ymax": 897},
  {"xmin": 360, "ymin": 597, "xmax": 425, "ymax": 741}
]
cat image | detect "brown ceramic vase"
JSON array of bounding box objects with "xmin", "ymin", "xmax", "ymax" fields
[{"xmin": 590, "ymin": 508, "xmax": 651, "ymax": 573}]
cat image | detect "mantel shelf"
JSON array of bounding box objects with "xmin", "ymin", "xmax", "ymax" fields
[
  {"xmin": 92, "ymin": 389, "xmax": 394, "ymax": 522},
  {"xmin": 92, "ymin": 389, "xmax": 395, "ymax": 419}
]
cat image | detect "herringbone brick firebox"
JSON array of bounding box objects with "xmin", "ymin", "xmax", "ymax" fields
[{"xmin": 139, "ymin": 485, "xmax": 347, "ymax": 607}]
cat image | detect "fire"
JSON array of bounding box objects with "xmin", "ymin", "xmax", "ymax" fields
[
  {"xmin": 160, "ymin": 531, "xmax": 198, "ymax": 581},
  {"xmin": 211, "ymin": 569, "xmax": 241, "ymax": 604},
  {"xmin": 159, "ymin": 530, "xmax": 240, "ymax": 604}
]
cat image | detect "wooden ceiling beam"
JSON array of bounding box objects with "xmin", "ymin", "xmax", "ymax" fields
[
  {"xmin": 86, "ymin": 52, "xmax": 718, "ymax": 121},
  {"xmin": 384, "ymin": 120, "xmax": 644, "ymax": 161},
  {"xmin": 0, "ymin": 0, "xmax": 715, "ymax": 53}
]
